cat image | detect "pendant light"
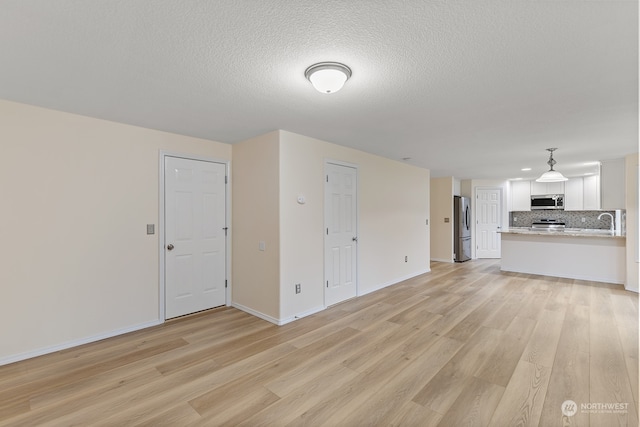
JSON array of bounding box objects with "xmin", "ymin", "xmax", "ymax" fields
[
  {"xmin": 305, "ymin": 62, "xmax": 352, "ymax": 94},
  {"xmin": 536, "ymin": 148, "xmax": 568, "ymax": 182}
]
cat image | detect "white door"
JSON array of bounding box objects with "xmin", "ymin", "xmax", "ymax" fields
[
  {"xmin": 165, "ymin": 156, "xmax": 227, "ymax": 319},
  {"xmin": 476, "ymin": 188, "xmax": 502, "ymax": 258},
  {"xmin": 325, "ymin": 163, "xmax": 358, "ymax": 306}
]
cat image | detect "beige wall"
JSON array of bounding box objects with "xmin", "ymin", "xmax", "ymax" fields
[
  {"xmin": 430, "ymin": 177, "xmax": 454, "ymax": 262},
  {"xmin": 231, "ymin": 131, "xmax": 281, "ymax": 320},
  {"xmin": 277, "ymin": 131, "xmax": 431, "ymax": 322},
  {"xmin": 0, "ymin": 100, "xmax": 231, "ymax": 364},
  {"xmin": 625, "ymin": 153, "xmax": 638, "ymax": 292}
]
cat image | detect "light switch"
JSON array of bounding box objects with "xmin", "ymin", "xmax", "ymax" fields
[
  {"xmin": 444, "ymin": 218, "xmax": 450, "ymax": 223},
  {"xmin": 259, "ymin": 241, "xmax": 266, "ymax": 251},
  {"xmin": 147, "ymin": 224, "xmax": 155, "ymax": 235}
]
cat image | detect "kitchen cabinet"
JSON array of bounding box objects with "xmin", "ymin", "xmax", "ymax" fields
[
  {"xmin": 564, "ymin": 178, "xmax": 583, "ymax": 211},
  {"xmin": 530, "ymin": 181, "xmax": 565, "ymax": 195},
  {"xmin": 559, "ymin": 176, "xmax": 601, "ymax": 211},
  {"xmin": 509, "ymin": 180, "xmax": 531, "ymax": 211},
  {"xmin": 500, "ymin": 232, "xmax": 625, "ymax": 284},
  {"xmin": 600, "ymin": 158, "xmax": 625, "ymax": 209},
  {"xmin": 583, "ymin": 175, "xmax": 601, "ymax": 210}
]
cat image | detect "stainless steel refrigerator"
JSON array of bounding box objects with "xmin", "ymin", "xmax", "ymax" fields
[{"xmin": 454, "ymin": 196, "xmax": 471, "ymax": 262}]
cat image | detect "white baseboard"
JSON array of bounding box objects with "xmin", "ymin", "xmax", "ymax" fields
[
  {"xmin": 231, "ymin": 302, "xmax": 327, "ymax": 326},
  {"xmin": 0, "ymin": 319, "xmax": 162, "ymax": 367},
  {"xmin": 359, "ymin": 268, "xmax": 432, "ymax": 297},
  {"xmin": 279, "ymin": 305, "xmax": 326, "ymax": 325},
  {"xmin": 431, "ymin": 258, "xmax": 454, "ymax": 263},
  {"xmin": 231, "ymin": 302, "xmax": 282, "ymax": 325}
]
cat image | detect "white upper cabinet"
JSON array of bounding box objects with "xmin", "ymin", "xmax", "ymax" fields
[
  {"xmin": 564, "ymin": 178, "xmax": 584, "ymax": 211},
  {"xmin": 530, "ymin": 181, "xmax": 565, "ymax": 195},
  {"xmin": 600, "ymin": 158, "xmax": 625, "ymax": 209},
  {"xmin": 563, "ymin": 176, "xmax": 601, "ymax": 211},
  {"xmin": 509, "ymin": 180, "xmax": 531, "ymax": 211},
  {"xmin": 583, "ymin": 174, "xmax": 601, "ymax": 210}
]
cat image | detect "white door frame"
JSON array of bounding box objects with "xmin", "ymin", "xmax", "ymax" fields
[
  {"xmin": 159, "ymin": 151, "xmax": 231, "ymax": 321},
  {"xmin": 324, "ymin": 159, "xmax": 359, "ymax": 306}
]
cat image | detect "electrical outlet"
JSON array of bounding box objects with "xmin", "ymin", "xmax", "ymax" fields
[
  {"xmin": 405, "ymin": 256, "xmax": 408, "ymax": 263},
  {"xmin": 295, "ymin": 283, "xmax": 301, "ymax": 294},
  {"xmin": 581, "ymin": 218, "xmax": 586, "ymax": 223},
  {"xmin": 513, "ymin": 217, "xmax": 518, "ymax": 222}
]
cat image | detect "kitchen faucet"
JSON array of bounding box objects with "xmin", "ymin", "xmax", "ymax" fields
[{"xmin": 597, "ymin": 212, "xmax": 615, "ymax": 233}]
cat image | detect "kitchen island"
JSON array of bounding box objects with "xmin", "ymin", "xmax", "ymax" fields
[{"xmin": 499, "ymin": 228, "xmax": 625, "ymax": 284}]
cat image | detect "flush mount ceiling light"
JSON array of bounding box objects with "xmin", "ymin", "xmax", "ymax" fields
[
  {"xmin": 536, "ymin": 148, "xmax": 568, "ymax": 182},
  {"xmin": 304, "ymin": 62, "xmax": 352, "ymax": 94}
]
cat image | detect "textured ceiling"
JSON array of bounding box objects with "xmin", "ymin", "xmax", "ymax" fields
[{"xmin": 0, "ymin": 1, "xmax": 637, "ymax": 180}]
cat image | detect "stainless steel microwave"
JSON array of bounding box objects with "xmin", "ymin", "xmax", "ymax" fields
[{"xmin": 531, "ymin": 194, "xmax": 564, "ymax": 210}]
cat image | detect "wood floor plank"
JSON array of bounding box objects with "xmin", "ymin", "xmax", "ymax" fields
[
  {"xmin": 0, "ymin": 338, "xmax": 188, "ymax": 419},
  {"xmin": 237, "ymin": 364, "xmax": 360, "ymax": 426},
  {"xmin": 444, "ymin": 291, "xmax": 513, "ymax": 342},
  {"xmin": 0, "ymin": 260, "xmax": 635, "ymax": 427},
  {"xmin": 590, "ymin": 286, "xmax": 639, "ymax": 427},
  {"xmin": 488, "ymin": 360, "xmax": 552, "ymax": 427},
  {"xmin": 342, "ymin": 310, "xmax": 442, "ymax": 373},
  {"xmin": 388, "ymin": 401, "xmax": 443, "ymax": 427},
  {"xmin": 188, "ymin": 327, "xmax": 360, "ymax": 416},
  {"xmin": 264, "ymin": 320, "xmax": 400, "ymax": 397},
  {"xmin": 437, "ymin": 376, "xmax": 505, "ymax": 427},
  {"xmin": 412, "ymin": 326, "xmax": 503, "ymax": 414},
  {"xmin": 520, "ymin": 308, "xmax": 566, "ymax": 368},
  {"xmin": 336, "ymin": 335, "xmax": 463, "ymax": 426},
  {"xmin": 609, "ymin": 290, "xmax": 640, "ymax": 415},
  {"xmin": 134, "ymin": 402, "xmax": 202, "ymax": 427},
  {"xmin": 475, "ymin": 317, "xmax": 534, "ymax": 387},
  {"xmin": 539, "ymin": 303, "xmax": 590, "ymax": 427},
  {"xmin": 284, "ymin": 349, "xmax": 416, "ymax": 426}
]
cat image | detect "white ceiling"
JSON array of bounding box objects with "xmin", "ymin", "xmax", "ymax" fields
[{"xmin": 0, "ymin": 1, "xmax": 637, "ymax": 180}]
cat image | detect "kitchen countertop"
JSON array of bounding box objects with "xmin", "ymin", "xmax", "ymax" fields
[{"xmin": 499, "ymin": 227, "xmax": 626, "ymax": 239}]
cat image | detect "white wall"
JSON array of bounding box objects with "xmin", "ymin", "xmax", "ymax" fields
[
  {"xmin": 278, "ymin": 131, "xmax": 431, "ymax": 322},
  {"xmin": 625, "ymin": 153, "xmax": 638, "ymax": 292},
  {"xmin": 0, "ymin": 100, "xmax": 231, "ymax": 364},
  {"xmin": 430, "ymin": 177, "xmax": 454, "ymax": 262}
]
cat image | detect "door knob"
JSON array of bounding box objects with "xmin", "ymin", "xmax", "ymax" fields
[{"xmin": 167, "ymin": 244, "xmax": 174, "ymax": 251}]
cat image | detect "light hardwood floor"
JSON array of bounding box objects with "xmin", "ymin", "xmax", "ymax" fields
[{"xmin": 1, "ymin": 260, "xmax": 637, "ymax": 426}]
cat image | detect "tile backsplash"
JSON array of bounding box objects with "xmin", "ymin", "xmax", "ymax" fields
[{"xmin": 510, "ymin": 210, "xmax": 624, "ymax": 230}]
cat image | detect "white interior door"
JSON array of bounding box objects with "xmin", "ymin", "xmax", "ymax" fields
[
  {"xmin": 165, "ymin": 156, "xmax": 227, "ymax": 319},
  {"xmin": 325, "ymin": 163, "xmax": 358, "ymax": 306},
  {"xmin": 476, "ymin": 188, "xmax": 502, "ymax": 258}
]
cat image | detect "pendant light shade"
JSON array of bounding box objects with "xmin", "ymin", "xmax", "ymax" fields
[
  {"xmin": 305, "ymin": 62, "xmax": 352, "ymax": 94},
  {"xmin": 536, "ymin": 148, "xmax": 568, "ymax": 182}
]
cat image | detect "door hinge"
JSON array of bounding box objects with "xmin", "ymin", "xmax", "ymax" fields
[
  {"xmin": 326, "ymin": 228, "xmax": 329, "ymax": 235},
  {"xmin": 223, "ymin": 227, "xmax": 229, "ymax": 236},
  {"xmin": 326, "ymin": 175, "xmax": 329, "ymax": 183},
  {"xmin": 225, "ymin": 279, "xmax": 228, "ymax": 288},
  {"xmin": 225, "ymin": 176, "xmax": 228, "ymax": 184},
  {"xmin": 326, "ymin": 280, "xmax": 329, "ymax": 288}
]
